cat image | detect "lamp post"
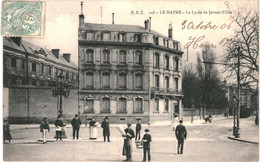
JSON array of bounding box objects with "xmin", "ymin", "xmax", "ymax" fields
[{"xmin": 51, "ymin": 72, "xmax": 72, "ymax": 138}]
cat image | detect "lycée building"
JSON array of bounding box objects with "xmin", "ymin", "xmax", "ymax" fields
[{"xmin": 78, "ymin": 3, "xmax": 184, "ymax": 123}]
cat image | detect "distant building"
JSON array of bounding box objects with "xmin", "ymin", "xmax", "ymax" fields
[
  {"xmin": 78, "ymin": 2, "xmax": 184, "ymax": 123},
  {"xmin": 3, "ymin": 37, "xmax": 78, "ymax": 123}
]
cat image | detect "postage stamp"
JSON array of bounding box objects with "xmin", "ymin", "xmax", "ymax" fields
[{"xmin": 1, "ymin": 1, "xmax": 45, "ymax": 38}]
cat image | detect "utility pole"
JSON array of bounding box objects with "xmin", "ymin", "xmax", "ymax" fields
[{"xmin": 235, "ymin": 46, "xmax": 241, "ymax": 138}]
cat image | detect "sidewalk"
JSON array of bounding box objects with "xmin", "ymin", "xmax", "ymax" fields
[{"xmin": 227, "ymin": 116, "xmax": 259, "ymax": 144}]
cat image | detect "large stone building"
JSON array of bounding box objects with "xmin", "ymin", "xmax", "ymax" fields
[
  {"xmin": 78, "ymin": 3, "xmax": 184, "ymax": 123},
  {"xmin": 3, "ymin": 37, "xmax": 78, "ymax": 123}
]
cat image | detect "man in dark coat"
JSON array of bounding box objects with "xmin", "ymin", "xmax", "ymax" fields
[
  {"xmin": 3, "ymin": 120, "xmax": 12, "ymax": 143},
  {"xmin": 122, "ymin": 123, "xmax": 135, "ymax": 161},
  {"xmin": 71, "ymin": 114, "xmax": 81, "ymax": 140},
  {"xmin": 142, "ymin": 128, "xmax": 152, "ymax": 161},
  {"xmin": 101, "ymin": 116, "xmax": 110, "ymax": 142},
  {"xmin": 135, "ymin": 119, "xmax": 141, "ymax": 141},
  {"xmin": 175, "ymin": 120, "xmax": 187, "ymax": 154},
  {"xmin": 54, "ymin": 115, "xmax": 64, "ymax": 141}
]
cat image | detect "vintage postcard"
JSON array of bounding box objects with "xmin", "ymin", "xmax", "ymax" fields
[{"xmin": 1, "ymin": 0, "xmax": 259, "ymax": 161}]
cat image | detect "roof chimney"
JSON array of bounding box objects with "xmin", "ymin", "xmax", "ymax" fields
[
  {"xmin": 112, "ymin": 13, "xmax": 115, "ymax": 24},
  {"xmin": 10, "ymin": 37, "xmax": 22, "ymax": 46},
  {"xmin": 63, "ymin": 53, "xmax": 71, "ymax": 63},
  {"xmin": 52, "ymin": 49, "xmax": 60, "ymax": 59},
  {"xmin": 149, "ymin": 17, "xmax": 151, "ymax": 32},
  {"xmin": 144, "ymin": 19, "xmax": 149, "ymax": 30},
  {"xmin": 79, "ymin": 2, "xmax": 84, "ymax": 27},
  {"xmin": 168, "ymin": 23, "xmax": 173, "ymax": 39}
]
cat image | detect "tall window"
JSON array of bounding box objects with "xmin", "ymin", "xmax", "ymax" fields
[
  {"xmin": 86, "ymin": 32, "xmax": 94, "ymax": 40},
  {"xmin": 119, "ymin": 50, "xmax": 126, "ymax": 64},
  {"xmin": 101, "ymin": 98, "xmax": 110, "ymax": 113},
  {"xmin": 175, "ymin": 78, "xmax": 179, "ymax": 90},
  {"xmin": 163, "ymin": 39, "xmax": 166, "ymax": 46},
  {"xmin": 155, "ymin": 53, "xmax": 159, "ymax": 68},
  {"xmin": 11, "ymin": 57, "xmax": 16, "ymax": 68},
  {"xmin": 119, "ymin": 73, "xmax": 127, "ymax": 89},
  {"xmin": 118, "ymin": 98, "xmax": 127, "ymax": 113},
  {"xmin": 54, "ymin": 68, "xmax": 58, "ymax": 79},
  {"xmin": 165, "ymin": 99, "xmax": 169, "ymax": 112},
  {"xmin": 118, "ymin": 33, "xmax": 126, "ymax": 42},
  {"xmin": 84, "ymin": 99, "xmax": 94, "ymax": 113},
  {"xmin": 102, "ymin": 32, "xmax": 110, "ymax": 41},
  {"xmin": 86, "ymin": 49, "xmax": 94, "ymax": 64},
  {"xmin": 165, "ymin": 55, "xmax": 169, "ymax": 70},
  {"xmin": 154, "ymin": 36, "xmax": 159, "ymax": 45},
  {"xmin": 165, "ymin": 76, "xmax": 169, "ymax": 89},
  {"xmin": 135, "ymin": 74, "xmax": 142, "ymax": 89},
  {"xmin": 136, "ymin": 34, "xmax": 142, "ymax": 43},
  {"xmin": 66, "ymin": 72, "xmax": 69, "ymax": 80},
  {"xmin": 155, "ymin": 75, "xmax": 159, "ymax": 88},
  {"xmin": 154, "ymin": 98, "xmax": 159, "ymax": 112},
  {"xmin": 103, "ymin": 50, "xmax": 110, "ymax": 64},
  {"xmin": 102, "ymin": 73, "xmax": 110, "ymax": 88},
  {"xmin": 32, "ymin": 62, "xmax": 36, "ymax": 72},
  {"xmin": 48, "ymin": 66, "xmax": 52, "ymax": 76},
  {"xmin": 175, "ymin": 58, "xmax": 179, "ymax": 71},
  {"xmin": 41, "ymin": 64, "xmax": 44, "ymax": 75},
  {"xmin": 21, "ymin": 59, "xmax": 25, "ymax": 70},
  {"xmin": 135, "ymin": 51, "xmax": 142, "ymax": 65},
  {"xmin": 86, "ymin": 73, "xmax": 94, "ymax": 88},
  {"xmin": 135, "ymin": 98, "xmax": 143, "ymax": 112}
]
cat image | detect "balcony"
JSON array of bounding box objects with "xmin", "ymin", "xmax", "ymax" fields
[{"xmin": 151, "ymin": 87, "xmax": 183, "ymax": 96}]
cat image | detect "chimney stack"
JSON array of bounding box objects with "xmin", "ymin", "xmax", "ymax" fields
[
  {"xmin": 63, "ymin": 53, "xmax": 71, "ymax": 63},
  {"xmin": 79, "ymin": 2, "xmax": 84, "ymax": 27},
  {"xmin": 168, "ymin": 23, "xmax": 173, "ymax": 39},
  {"xmin": 112, "ymin": 13, "xmax": 115, "ymax": 24},
  {"xmin": 149, "ymin": 17, "xmax": 151, "ymax": 32},
  {"xmin": 52, "ymin": 49, "xmax": 60, "ymax": 59},
  {"xmin": 144, "ymin": 19, "xmax": 149, "ymax": 30}
]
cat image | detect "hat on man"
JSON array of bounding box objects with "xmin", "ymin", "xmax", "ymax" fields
[
  {"xmin": 145, "ymin": 129, "xmax": 150, "ymax": 132},
  {"xmin": 104, "ymin": 116, "xmax": 109, "ymax": 120},
  {"xmin": 179, "ymin": 120, "xmax": 183, "ymax": 123},
  {"xmin": 127, "ymin": 123, "xmax": 132, "ymax": 127}
]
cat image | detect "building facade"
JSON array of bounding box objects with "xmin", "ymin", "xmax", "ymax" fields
[
  {"xmin": 3, "ymin": 37, "xmax": 78, "ymax": 123},
  {"xmin": 78, "ymin": 4, "xmax": 184, "ymax": 123}
]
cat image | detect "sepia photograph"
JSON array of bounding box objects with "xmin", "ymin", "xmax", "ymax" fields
[{"xmin": 1, "ymin": 0, "xmax": 259, "ymax": 161}]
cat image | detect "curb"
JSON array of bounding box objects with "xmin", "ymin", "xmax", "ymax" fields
[{"xmin": 228, "ymin": 136, "xmax": 259, "ymax": 144}]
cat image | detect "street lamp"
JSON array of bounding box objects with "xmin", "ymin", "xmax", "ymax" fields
[{"xmin": 51, "ymin": 72, "xmax": 72, "ymax": 116}]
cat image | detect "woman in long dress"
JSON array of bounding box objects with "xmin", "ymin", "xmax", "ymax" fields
[
  {"xmin": 89, "ymin": 117, "xmax": 98, "ymax": 140},
  {"xmin": 3, "ymin": 120, "xmax": 12, "ymax": 143}
]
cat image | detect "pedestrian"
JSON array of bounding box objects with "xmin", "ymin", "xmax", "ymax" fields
[
  {"xmin": 122, "ymin": 123, "xmax": 135, "ymax": 161},
  {"xmin": 172, "ymin": 113, "xmax": 179, "ymax": 131},
  {"xmin": 40, "ymin": 117, "xmax": 50, "ymax": 144},
  {"xmin": 142, "ymin": 129, "xmax": 152, "ymax": 162},
  {"xmin": 135, "ymin": 119, "xmax": 141, "ymax": 141},
  {"xmin": 54, "ymin": 115, "xmax": 64, "ymax": 141},
  {"xmin": 101, "ymin": 116, "xmax": 110, "ymax": 142},
  {"xmin": 89, "ymin": 117, "xmax": 98, "ymax": 140},
  {"xmin": 175, "ymin": 120, "xmax": 187, "ymax": 154},
  {"xmin": 71, "ymin": 114, "xmax": 81, "ymax": 140},
  {"xmin": 3, "ymin": 120, "xmax": 12, "ymax": 143}
]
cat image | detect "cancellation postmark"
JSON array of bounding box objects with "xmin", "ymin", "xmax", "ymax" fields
[{"xmin": 1, "ymin": 1, "xmax": 45, "ymax": 38}]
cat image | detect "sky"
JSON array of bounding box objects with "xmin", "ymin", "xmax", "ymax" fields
[{"xmin": 24, "ymin": 0, "xmax": 258, "ymax": 79}]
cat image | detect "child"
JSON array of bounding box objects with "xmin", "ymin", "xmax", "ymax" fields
[
  {"xmin": 142, "ymin": 129, "xmax": 152, "ymax": 161},
  {"xmin": 3, "ymin": 120, "xmax": 12, "ymax": 143},
  {"xmin": 135, "ymin": 119, "xmax": 142, "ymax": 141}
]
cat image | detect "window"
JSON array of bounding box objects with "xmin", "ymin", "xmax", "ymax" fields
[
  {"xmin": 32, "ymin": 62, "xmax": 36, "ymax": 72},
  {"xmin": 165, "ymin": 55, "xmax": 169, "ymax": 70},
  {"xmin": 135, "ymin": 51, "xmax": 142, "ymax": 65},
  {"xmin": 101, "ymin": 98, "xmax": 110, "ymax": 113},
  {"xmin": 31, "ymin": 79, "xmax": 36, "ymax": 85},
  {"xmin": 155, "ymin": 53, "xmax": 159, "ymax": 68},
  {"xmin": 66, "ymin": 72, "xmax": 69, "ymax": 80},
  {"xmin": 175, "ymin": 58, "xmax": 179, "ymax": 71},
  {"xmin": 135, "ymin": 74, "xmax": 142, "ymax": 89},
  {"xmin": 85, "ymin": 73, "xmax": 94, "ymax": 88},
  {"xmin": 54, "ymin": 68, "xmax": 58, "ymax": 78},
  {"xmin": 41, "ymin": 64, "xmax": 44, "ymax": 75},
  {"xmin": 84, "ymin": 99, "xmax": 94, "ymax": 113},
  {"xmin": 103, "ymin": 50, "xmax": 110, "ymax": 64},
  {"xmin": 154, "ymin": 98, "xmax": 159, "ymax": 112},
  {"xmin": 175, "ymin": 78, "xmax": 179, "ymax": 90},
  {"xmin": 21, "ymin": 59, "xmax": 25, "ymax": 70},
  {"xmin": 165, "ymin": 99, "xmax": 169, "ymax": 112},
  {"xmin": 163, "ymin": 39, "xmax": 166, "ymax": 46},
  {"xmin": 118, "ymin": 98, "xmax": 127, "ymax": 113},
  {"xmin": 135, "ymin": 98, "xmax": 143, "ymax": 112},
  {"xmin": 10, "ymin": 78, "xmax": 16, "ymax": 85},
  {"xmin": 165, "ymin": 76, "xmax": 169, "ymax": 89},
  {"xmin": 136, "ymin": 34, "xmax": 142, "ymax": 43},
  {"xmin": 155, "ymin": 75, "xmax": 159, "ymax": 88},
  {"xmin": 49, "ymin": 66, "xmax": 52, "ymax": 76},
  {"xmin": 102, "ymin": 32, "xmax": 110, "ymax": 41},
  {"xmin": 118, "ymin": 33, "xmax": 126, "ymax": 42},
  {"xmin": 154, "ymin": 36, "xmax": 159, "ymax": 45},
  {"xmin": 11, "ymin": 57, "xmax": 16, "ymax": 68},
  {"xmin": 166, "ymin": 40, "xmax": 169, "ymax": 47},
  {"xmin": 119, "ymin": 50, "xmax": 126, "ymax": 64},
  {"xmin": 102, "ymin": 73, "xmax": 110, "ymax": 88},
  {"xmin": 86, "ymin": 32, "xmax": 94, "ymax": 40},
  {"xmin": 86, "ymin": 49, "xmax": 94, "ymax": 64},
  {"xmin": 119, "ymin": 73, "xmax": 127, "ymax": 89}
]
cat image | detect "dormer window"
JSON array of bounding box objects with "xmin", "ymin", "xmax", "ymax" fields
[
  {"xmin": 101, "ymin": 32, "xmax": 110, "ymax": 41},
  {"xmin": 154, "ymin": 36, "xmax": 159, "ymax": 45},
  {"xmin": 86, "ymin": 32, "xmax": 94, "ymax": 40},
  {"xmin": 136, "ymin": 33, "xmax": 142, "ymax": 43}
]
